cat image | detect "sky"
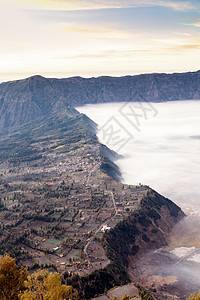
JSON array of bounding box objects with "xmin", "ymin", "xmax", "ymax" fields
[{"xmin": 0, "ymin": 0, "xmax": 200, "ymax": 82}]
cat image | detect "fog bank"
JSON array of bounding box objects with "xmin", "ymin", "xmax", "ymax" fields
[{"xmin": 78, "ymin": 101, "xmax": 200, "ymax": 213}]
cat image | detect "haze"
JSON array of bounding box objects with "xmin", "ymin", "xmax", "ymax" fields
[{"xmin": 1, "ymin": 0, "xmax": 200, "ymax": 82}]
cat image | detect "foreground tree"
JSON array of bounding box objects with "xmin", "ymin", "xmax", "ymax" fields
[
  {"xmin": 187, "ymin": 292, "xmax": 200, "ymax": 300},
  {"xmin": 19, "ymin": 269, "xmax": 78, "ymax": 300},
  {"xmin": 0, "ymin": 253, "xmax": 27, "ymax": 300},
  {"xmin": 109, "ymin": 296, "xmax": 130, "ymax": 300}
]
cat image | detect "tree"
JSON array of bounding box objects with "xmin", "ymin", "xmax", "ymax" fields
[
  {"xmin": 19, "ymin": 269, "xmax": 78, "ymax": 300},
  {"xmin": 109, "ymin": 296, "xmax": 130, "ymax": 300},
  {"xmin": 0, "ymin": 253, "xmax": 27, "ymax": 300},
  {"xmin": 187, "ymin": 291, "xmax": 200, "ymax": 300},
  {"xmin": 121, "ymin": 296, "xmax": 130, "ymax": 300}
]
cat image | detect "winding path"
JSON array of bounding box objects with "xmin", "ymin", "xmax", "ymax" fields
[{"xmin": 83, "ymin": 167, "xmax": 118, "ymax": 265}]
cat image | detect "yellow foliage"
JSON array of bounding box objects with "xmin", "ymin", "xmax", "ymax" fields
[
  {"xmin": 121, "ymin": 295, "xmax": 130, "ymax": 300},
  {"xmin": 19, "ymin": 269, "xmax": 77, "ymax": 300},
  {"xmin": 0, "ymin": 253, "xmax": 27, "ymax": 300},
  {"xmin": 109, "ymin": 295, "xmax": 130, "ymax": 300},
  {"xmin": 55, "ymin": 145, "xmax": 65, "ymax": 149},
  {"xmin": 187, "ymin": 291, "xmax": 200, "ymax": 300}
]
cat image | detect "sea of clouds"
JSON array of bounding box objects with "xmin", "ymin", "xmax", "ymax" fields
[
  {"xmin": 77, "ymin": 100, "xmax": 200, "ymax": 213},
  {"xmin": 78, "ymin": 100, "xmax": 200, "ymax": 295}
]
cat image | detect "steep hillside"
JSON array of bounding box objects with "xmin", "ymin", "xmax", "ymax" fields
[
  {"xmin": 0, "ymin": 112, "xmax": 97, "ymax": 162},
  {"xmin": 103, "ymin": 190, "xmax": 185, "ymax": 268},
  {"xmin": 65, "ymin": 189, "xmax": 184, "ymax": 299},
  {"xmin": 0, "ymin": 86, "xmax": 186, "ymax": 299},
  {"xmin": 0, "ymin": 70, "xmax": 200, "ymax": 131},
  {"xmin": 0, "ymin": 75, "xmax": 78, "ymax": 132}
]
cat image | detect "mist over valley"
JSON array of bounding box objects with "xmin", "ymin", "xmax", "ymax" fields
[
  {"xmin": 78, "ymin": 100, "xmax": 200, "ymax": 213},
  {"xmin": 78, "ymin": 100, "xmax": 200, "ymax": 299}
]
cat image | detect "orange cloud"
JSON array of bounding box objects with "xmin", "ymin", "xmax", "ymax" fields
[
  {"xmin": 58, "ymin": 25, "xmax": 134, "ymax": 39},
  {"xmin": 185, "ymin": 22, "xmax": 200, "ymax": 28},
  {"xmin": 172, "ymin": 44, "xmax": 200, "ymax": 51}
]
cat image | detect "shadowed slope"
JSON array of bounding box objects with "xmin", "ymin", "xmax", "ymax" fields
[{"xmin": 0, "ymin": 70, "xmax": 200, "ymax": 131}]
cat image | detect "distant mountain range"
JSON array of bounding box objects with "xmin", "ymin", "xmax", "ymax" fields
[{"xmin": 0, "ymin": 70, "xmax": 200, "ymax": 132}]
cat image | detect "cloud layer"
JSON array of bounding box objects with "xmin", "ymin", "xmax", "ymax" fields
[{"xmin": 78, "ymin": 101, "xmax": 200, "ymax": 212}]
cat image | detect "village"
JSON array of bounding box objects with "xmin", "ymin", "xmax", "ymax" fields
[{"xmin": 0, "ymin": 140, "xmax": 149, "ymax": 276}]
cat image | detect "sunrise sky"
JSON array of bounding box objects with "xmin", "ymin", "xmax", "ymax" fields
[{"xmin": 1, "ymin": 0, "xmax": 200, "ymax": 82}]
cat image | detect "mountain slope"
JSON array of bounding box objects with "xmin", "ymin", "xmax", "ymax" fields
[
  {"xmin": 0, "ymin": 106, "xmax": 184, "ymax": 299},
  {"xmin": 0, "ymin": 112, "xmax": 97, "ymax": 162},
  {"xmin": 0, "ymin": 70, "xmax": 200, "ymax": 132},
  {"xmin": 0, "ymin": 75, "xmax": 186, "ymax": 299},
  {"xmin": 0, "ymin": 75, "xmax": 78, "ymax": 132}
]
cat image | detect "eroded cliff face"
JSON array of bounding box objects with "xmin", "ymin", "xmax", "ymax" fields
[{"xmin": 102, "ymin": 189, "xmax": 185, "ymax": 268}]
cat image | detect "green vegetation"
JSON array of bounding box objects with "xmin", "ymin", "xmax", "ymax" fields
[
  {"xmin": 135, "ymin": 284, "xmax": 155, "ymax": 300},
  {"xmin": 65, "ymin": 262, "xmax": 130, "ymax": 299},
  {"xmin": 0, "ymin": 113, "xmax": 97, "ymax": 162},
  {"xmin": 103, "ymin": 218, "xmax": 140, "ymax": 267},
  {"xmin": 103, "ymin": 190, "xmax": 184, "ymax": 270}
]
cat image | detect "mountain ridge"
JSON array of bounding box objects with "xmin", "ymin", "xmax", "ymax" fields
[
  {"xmin": 0, "ymin": 70, "xmax": 200, "ymax": 132},
  {"xmin": 0, "ymin": 71, "xmax": 187, "ymax": 299}
]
